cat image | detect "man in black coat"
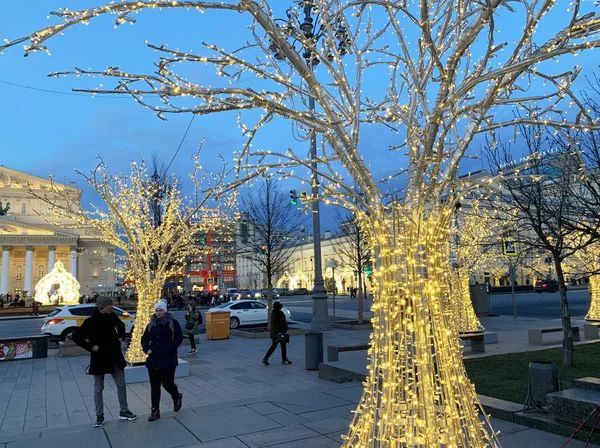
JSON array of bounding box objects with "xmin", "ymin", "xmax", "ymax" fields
[{"xmin": 73, "ymin": 296, "xmax": 137, "ymax": 427}]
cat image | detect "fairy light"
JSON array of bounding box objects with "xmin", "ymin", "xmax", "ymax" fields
[
  {"xmin": 33, "ymin": 260, "xmax": 80, "ymax": 305},
  {"xmin": 3, "ymin": 0, "xmax": 600, "ymax": 445}
]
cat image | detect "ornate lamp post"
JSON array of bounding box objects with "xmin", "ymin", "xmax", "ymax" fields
[{"xmin": 270, "ymin": 1, "xmax": 351, "ymax": 330}]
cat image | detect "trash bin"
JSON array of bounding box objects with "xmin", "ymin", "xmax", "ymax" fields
[
  {"xmin": 305, "ymin": 331, "xmax": 323, "ymax": 370},
  {"xmin": 205, "ymin": 311, "xmax": 231, "ymax": 340}
]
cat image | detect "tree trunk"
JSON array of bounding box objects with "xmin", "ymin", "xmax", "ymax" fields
[
  {"xmin": 127, "ymin": 276, "xmax": 164, "ymax": 364},
  {"xmin": 449, "ymin": 268, "xmax": 484, "ymax": 333},
  {"xmin": 342, "ymin": 212, "xmax": 497, "ymax": 447},
  {"xmin": 555, "ymin": 261, "xmax": 574, "ymax": 367},
  {"xmin": 357, "ymin": 269, "xmax": 364, "ymax": 324}
]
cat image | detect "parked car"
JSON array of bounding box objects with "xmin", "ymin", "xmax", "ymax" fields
[
  {"xmin": 208, "ymin": 300, "xmax": 292, "ymax": 329},
  {"xmin": 292, "ymin": 287, "xmax": 309, "ymax": 295},
  {"xmin": 41, "ymin": 303, "xmax": 136, "ymax": 342},
  {"xmin": 534, "ymin": 279, "xmax": 559, "ymax": 293},
  {"xmin": 260, "ymin": 289, "xmax": 280, "ymax": 299},
  {"xmin": 278, "ymin": 288, "xmax": 290, "ymax": 297},
  {"xmin": 225, "ymin": 288, "xmax": 240, "ymax": 301}
]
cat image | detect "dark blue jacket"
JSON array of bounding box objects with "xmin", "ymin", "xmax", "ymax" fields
[{"xmin": 141, "ymin": 313, "xmax": 183, "ymax": 370}]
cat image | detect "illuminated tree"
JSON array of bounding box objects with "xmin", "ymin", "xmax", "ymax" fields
[
  {"xmin": 449, "ymin": 201, "xmax": 503, "ymax": 333},
  {"xmin": 28, "ymin": 158, "xmax": 224, "ymax": 363},
  {"xmin": 5, "ymin": 0, "xmax": 600, "ymax": 445}
]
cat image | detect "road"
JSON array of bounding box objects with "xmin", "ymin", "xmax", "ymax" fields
[{"xmin": 0, "ymin": 290, "xmax": 591, "ymax": 338}]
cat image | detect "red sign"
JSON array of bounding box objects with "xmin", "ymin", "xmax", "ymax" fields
[{"xmin": 0, "ymin": 341, "xmax": 33, "ymax": 361}]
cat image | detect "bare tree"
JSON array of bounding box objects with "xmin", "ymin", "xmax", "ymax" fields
[
  {"xmin": 241, "ymin": 177, "xmax": 305, "ymax": 328},
  {"xmin": 5, "ymin": 0, "xmax": 600, "ymax": 444},
  {"xmin": 486, "ymin": 124, "xmax": 598, "ymax": 366},
  {"xmin": 333, "ymin": 210, "xmax": 370, "ymax": 324}
]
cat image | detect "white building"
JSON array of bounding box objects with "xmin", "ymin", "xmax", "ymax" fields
[{"xmin": 0, "ymin": 166, "xmax": 116, "ymax": 299}]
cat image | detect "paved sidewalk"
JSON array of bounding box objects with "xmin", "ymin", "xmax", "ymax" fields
[{"xmin": 0, "ymin": 324, "xmax": 597, "ymax": 447}]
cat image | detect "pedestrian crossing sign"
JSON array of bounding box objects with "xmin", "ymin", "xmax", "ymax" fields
[{"xmin": 503, "ymin": 239, "xmax": 518, "ymax": 257}]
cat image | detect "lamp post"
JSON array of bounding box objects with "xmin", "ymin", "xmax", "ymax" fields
[{"xmin": 270, "ymin": 1, "xmax": 350, "ymax": 330}]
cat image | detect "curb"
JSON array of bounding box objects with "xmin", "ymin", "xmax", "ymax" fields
[{"xmin": 0, "ymin": 315, "xmax": 47, "ymax": 321}]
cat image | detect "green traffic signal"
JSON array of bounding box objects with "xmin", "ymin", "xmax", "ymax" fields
[{"xmin": 290, "ymin": 189, "xmax": 297, "ymax": 206}]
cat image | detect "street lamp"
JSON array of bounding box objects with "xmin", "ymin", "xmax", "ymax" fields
[{"xmin": 270, "ymin": 1, "xmax": 351, "ymax": 330}]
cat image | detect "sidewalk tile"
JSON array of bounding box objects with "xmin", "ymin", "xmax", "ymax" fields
[
  {"xmin": 264, "ymin": 411, "xmax": 309, "ymax": 427},
  {"xmin": 179, "ymin": 438, "xmax": 249, "ymax": 448},
  {"xmin": 246, "ymin": 402, "xmax": 285, "ymax": 415},
  {"xmin": 104, "ymin": 416, "xmax": 199, "ymax": 447},
  {"xmin": 176, "ymin": 405, "xmax": 280, "ymax": 442},
  {"xmin": 489, "ymin": 418, "xmax": 530, "ymax": 437},
  {"xmin": 304, "ymin": 417, "xmax": 354, "ymax": 435},
  {"xmin": 237, "ymin": 424, "xmax": 319, "ymax": 447},
  {"xmin": 266, "ymin": 435, "xmax": 341, "ymax": 447},
  {"xmin": 498, "ymin": 428, "xmax": 599, "ymax": 447},
  {"xmin": 6, "ymin": 427, "xmax": 111, "ymax": 448},
  {"xmin": 322, "ymin": 386, "xmax": 363, "ymax": 404},
  {"xmin": 298, "ymin": 404, "xmax": 356, "ymax": 422}
]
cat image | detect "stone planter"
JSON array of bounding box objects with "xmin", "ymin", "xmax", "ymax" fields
[
  {"xmin": 231, "ymin": 327, "xmax": 308, "ymax": 339},
  {"xmin": 332, "ymin": 320, "xmax": 373, "ymax": 331}
]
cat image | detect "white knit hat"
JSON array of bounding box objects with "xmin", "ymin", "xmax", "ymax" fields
[{"xmin": 155, "ymin": 301, "xmax": 168, "ymax": 313}]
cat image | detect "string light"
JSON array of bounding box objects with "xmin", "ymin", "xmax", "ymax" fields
[{"xmin": 33, "ymin": 260, "xmax": 80, "ymax": 305}]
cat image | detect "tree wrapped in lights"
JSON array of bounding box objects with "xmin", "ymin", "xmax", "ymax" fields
[
  {"xmin": 449, "ymin": 201, "xmax": 503, "ymax": 334},
  {"xmin": 27, "ymin": 158, "xmax": 224, "ymax": 363},
  {"xmin": 5, "ymin": 0, "xmax": 600, "ymax": 445},
  {"xmin": 564, "ymin": 242, "xmax": 600, "ymax": 321}
]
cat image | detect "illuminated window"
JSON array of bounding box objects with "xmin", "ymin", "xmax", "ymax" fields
[
  {"xmin": 21, "ymin": 203, "xmax": 26, "ymax": 215},
  {"xmin": 16, "ymin": 266, "xmax": 22, "ymax": 279}
]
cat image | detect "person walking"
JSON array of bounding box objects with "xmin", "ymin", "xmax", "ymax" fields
[
  {"xmin": 141, "ymin": 301, "xmax": 184, "ymax": 422},
  {"xmin": 184, "ymin": 301, "xmax": 200, "ymax": 355},
  {"xmin": 262, "ymin": 301, "xmax": 291, "ymax": 366},
  {"xmin": 72, "ymin": 296, "xmax": 137, "ymax": 428}
]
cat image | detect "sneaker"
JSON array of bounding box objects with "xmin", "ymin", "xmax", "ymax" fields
[
  {"xmin": 282, "ymin": 359, "xmax": 292, "ymax": 365},
  {"xmin": 262, "ymin": 358, "xmax": 269, "ymax": 366},
  {"xmin": 189, "ymin": 348, "xmax": 197, "ymax": 355},
  {"xmin": 174, "ymin": 393, "xmax": 183, "ymax": 412},
  {"xmin": 119, "ymin": 410, "xmax": 137, "ymax": 421},
  {"xmin": 148, "ymin": 408, "xmax": 160, "ymax": 422},
  {"xmin": 93, "ymin": 415, "xmax": 105, "ymax": 427}
]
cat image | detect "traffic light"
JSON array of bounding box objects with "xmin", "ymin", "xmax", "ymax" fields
[
  {"xmin": 363, "ymin": 261, "xmax": 373, "ymax": 275},
  {"xmin": 198, "ymin": 236, "xmax": 207, "ymax": 245},
  {"xmin": 260, "ymin": 245, "xmax": 268, "ymax": 255},
  {"xmin": 290, "ymin": 190, "xmax": 297, "ymax": 206}
]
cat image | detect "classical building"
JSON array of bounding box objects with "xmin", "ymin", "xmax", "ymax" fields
[{"xmin": 0, "ymin": 166, "xmax": 116, "ymax": 299}]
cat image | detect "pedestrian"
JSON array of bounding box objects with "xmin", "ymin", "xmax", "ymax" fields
[
  {"xmin": 262, "ymin": 301, "xmax": 291, "ymax": 366},
  {"xmin": 141, "ymin": 301, "xmax": 184, "ymax": 422},
  {"xmin": 184, "ymin": 301, "xmax": 201, "ymax": 355},
  {"xmin": 72, "ymin": 296, "xmax": 137, "ymax": 428}
]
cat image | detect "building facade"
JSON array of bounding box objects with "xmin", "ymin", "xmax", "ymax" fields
[{"xmin": 0, "ymin": 166, "xmax": 116, "ymax": 299}]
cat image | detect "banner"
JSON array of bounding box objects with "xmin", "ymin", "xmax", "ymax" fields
[{"xmin": 0, "ymin": 341, "xmax": 33, "ymax": 361}]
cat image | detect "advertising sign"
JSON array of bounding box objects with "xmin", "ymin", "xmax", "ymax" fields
[{"xmin": 0, "ymin": 341, "xmax": 33, "ymax": 361}]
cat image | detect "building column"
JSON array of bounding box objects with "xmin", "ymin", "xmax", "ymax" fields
[
  {"xmin": 24, "ymin": 246, "xmax": 34, "ymax": 297},
  {"xmin": 0, "ymin": 246, "xmax": 10, "ymax": 295},
  {"xmin": 70, "ymin": 247, "xmax": 78, "ymax": 279},
  {"xmin": 48, "ymin": 245, "xmax": 56, "ymax": 271}
]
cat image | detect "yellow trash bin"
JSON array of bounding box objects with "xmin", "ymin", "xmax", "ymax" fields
[{"xmin": 205, "ymin": 311, "xmax": 231, "ymax": 340}]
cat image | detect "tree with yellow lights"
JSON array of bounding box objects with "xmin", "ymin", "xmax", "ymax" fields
[
  {"xmin": 28, "ymin": 158, "xmax": 224, "ymax": 363},
  {"xmin": 5, "ymin": 0, "xmax": 600, "ymax": 445},
  {"xmin": 449, "ymin": 201, "xmax": 503, "ymax": 334}
]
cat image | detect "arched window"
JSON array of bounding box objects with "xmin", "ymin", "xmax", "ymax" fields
[
  {"xmin": 38, "ymin": 265, "xmax": 44, "ymax": 278},
  {"xmin": 16, "ymin": 265, "xmax": 22, "ymax": 279}
]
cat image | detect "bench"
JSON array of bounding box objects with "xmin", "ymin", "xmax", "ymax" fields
[
  {"xmin": 459, "ymin": 332, "xmax": 485, "ymax": 352},
  {"xmin": 528, "ymin": 326, "xmax": 580, "ymax": 346},
  {"xmin": 584, "ymin": 322, "xmax": 600, "ymax": 340},
  {"xmin": 327, "ymin": 343, "xmax": 371, "ymax": 362}
]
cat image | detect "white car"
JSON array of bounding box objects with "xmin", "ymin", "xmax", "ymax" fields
[
  {"xmin": 209, "ymin": 300, "xmax": 292, "ymax": 329},
  {"xmin": 41, "ymin": 304, "xmax": 136, "ymax": 341}
]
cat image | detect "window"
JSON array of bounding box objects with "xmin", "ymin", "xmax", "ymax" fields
[
  {"xmin": 40, "ymin": 205, "xmax": 45, "ymax": 215},
  {"xmin": 38, "ymin": 265, "xmax": 44, "ymax": 278},
  {"xmin": 69, "ymin": 307, "xmax": 94, "ymax": 316},
  {"xmin": 16, "ymin": 266, "xmax": 22, "ymax": 279},
  {"xmin": 251, "ymin": 302, "xmax": 267, "ymax": 309},
  {"xmin": 21, "ymin": 203, "xmax": 26, "ymax": 215},
  {"xmin": 231, "ymin": 302, "xmax": 253, "ymax": 310},
  {"xmin": 241, "ymin": 222, "xmax": 249, "ymax": 244}
]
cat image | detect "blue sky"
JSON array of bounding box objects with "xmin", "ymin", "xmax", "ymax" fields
[{"xmin": 1, "ymin": 1, "xmax": 599, "ymax": 231}]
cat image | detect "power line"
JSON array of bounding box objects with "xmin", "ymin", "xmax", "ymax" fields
[
  {"xmin": 166, "ymin": 115, "xmax": 195, "ymax": 172},
  {"xmin": 0, "ymin": 79, "xmax": 127, "ymax": 98}
]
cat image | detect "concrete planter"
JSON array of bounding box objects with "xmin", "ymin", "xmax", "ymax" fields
[
  {"xmin": 58, "ymin": 341, "xmax": 88, "ymax": 357},
  {"xmin": 124, "ymin": 358, "xmax": 189, "ymax": 383},
  {"xmin": 332, "ymin": 320, "xmax": 373, "ymax": 331},
  {"xmin": 230, "ymin": 328, "xmax": 308, "ymax": 339}
]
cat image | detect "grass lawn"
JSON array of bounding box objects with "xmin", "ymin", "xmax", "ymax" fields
[{"xmin": 464, "ymin": 342, "xmax": 600, "ymax": 404}]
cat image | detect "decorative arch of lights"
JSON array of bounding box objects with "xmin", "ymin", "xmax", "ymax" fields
[{"xmin": 34, "ymin": 260, "xmax": 80, "ymax": 305}]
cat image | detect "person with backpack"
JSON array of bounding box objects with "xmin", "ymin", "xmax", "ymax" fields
[
  {"xmin": 184, "ymin": 300, "xmax": 201, "ymax": 355},
  {"xmin": 72, "ymin": 296, "xmax": 137, "ymax": 427},
  {"xmin": 262, "ymin": 301, "xmax": 292, "ymax": 365},
  {"xmin": 141, "ymin": 300, "xmax": 184, "ymax": 422}
]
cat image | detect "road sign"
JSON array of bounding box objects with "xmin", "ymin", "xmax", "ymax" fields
[
  {"xmin": 207, "ymin": 277, "xmax": 214, "ymax": 285},
  {"xmin": 326, "ymin": 260, "xmax": 339, "ymax": 269},
  {"xmin": 299, "ymin": 191, "xmax": 308, "ymax": 204},
  {"xmin": 503, "ymin": 239, "xmax": 518, "ymax": 257}
]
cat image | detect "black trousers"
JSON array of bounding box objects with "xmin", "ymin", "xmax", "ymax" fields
[
  {"xmin": 148, "ymin": 368, "xmax": 179, "ymax": 409},
  {"xmin": 264, "ymin": 340, "xmax": 287, "ymax": 361},
  {"xmin": 188, "ymin": 333, "xmax": 196, "ymax": 350}
]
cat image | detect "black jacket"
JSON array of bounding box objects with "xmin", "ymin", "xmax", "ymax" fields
[
  {"xmin": 270, "ymin": 309, "xmax": 288, "ymax": 340},
  {"xmin": 141, "ymin": 313, "xmax": 183, "ymax": 370},
  {"xmin": 73, "ymin": 308, "xmax": 126, "ymax": 375}
]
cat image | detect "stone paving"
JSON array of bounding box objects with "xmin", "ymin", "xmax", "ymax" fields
[{"xmin": 0, "ymin": 324, "xmax": 598, "ymax": 447}]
